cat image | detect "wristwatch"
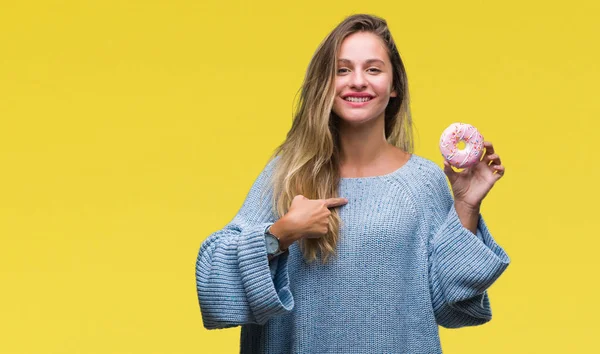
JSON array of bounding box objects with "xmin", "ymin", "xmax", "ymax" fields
[{"xmin": 264, "ymin": 225, "xmax": 287, "ymax": 257}]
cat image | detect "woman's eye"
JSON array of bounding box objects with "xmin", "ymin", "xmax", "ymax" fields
[{"xmin": 337, "ymin": 68, "xmax": 380, "ymax": 74}]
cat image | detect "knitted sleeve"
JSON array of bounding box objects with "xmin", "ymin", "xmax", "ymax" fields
[
  {"xmin": 426, "ymin": 167, "xmax": 510, "ymax": 328},
  {"xmin": 195, "ymin": 158, "xmax": 294, "ymax": 329}
]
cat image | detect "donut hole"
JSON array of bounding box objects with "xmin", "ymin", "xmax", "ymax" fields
[{"xmin": 457, "ymin": 140, "xmax": 467, "ymax": 150}]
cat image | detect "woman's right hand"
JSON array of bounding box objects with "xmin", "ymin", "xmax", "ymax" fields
[{"xmin": 269, "ymin": 195, "xmax": 348, "ymax": 250}]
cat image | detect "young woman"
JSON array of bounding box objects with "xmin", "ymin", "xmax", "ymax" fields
[{"xmin": 196, "ymin": 13, "xmax": 509, "ymax": 353}]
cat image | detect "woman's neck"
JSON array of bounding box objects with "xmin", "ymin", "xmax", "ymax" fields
[
  {"xmin": 337, "ymin": 116, "xmax": 408, "ymax": 178},
  {"xmin": 337, "ymin": 115, "xmax": 389, "ymax": 167}
]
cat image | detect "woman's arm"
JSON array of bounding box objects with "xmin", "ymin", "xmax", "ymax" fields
[
  {"xmin": 444, "ymin": 141, "xmax": 505, "ymax": 235},
  {"xmin": 195, "ymin": 158, "xmax": 294, "ymax": 329},
  {"xmin": 427, "ymin": 166, "xmax": 510, "ymax": 328},
  {"xmin": 454, "ymin": 200, "xmax": 480, "ymax": 234}
]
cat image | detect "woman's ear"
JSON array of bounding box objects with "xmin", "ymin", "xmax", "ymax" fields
[{"xmin": 390, "ymin": 89, "xmax": 398, "ymax": 97}]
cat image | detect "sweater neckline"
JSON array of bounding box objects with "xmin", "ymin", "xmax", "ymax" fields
[{"xmin": 339, "ymin": 154, "xmax": 415, "ymax": 182}]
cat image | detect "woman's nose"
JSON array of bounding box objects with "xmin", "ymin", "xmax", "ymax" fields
[{"xmin": 349, "ymin": 71, "xmax": 367, "ymax": 89}]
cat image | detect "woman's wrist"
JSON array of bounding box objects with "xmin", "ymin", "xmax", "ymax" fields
[
  {"xmin": 269, "ymin": 216, "xmax": 297, "ymax": 250},
  {"xmin": 454, "ymin": 199, "xmax": 480, "ymax": 235}
]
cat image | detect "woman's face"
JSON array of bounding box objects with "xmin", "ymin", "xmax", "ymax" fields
[{"xmin": 332, "ymin": 31, "xmax": 397, "ymax": 126}]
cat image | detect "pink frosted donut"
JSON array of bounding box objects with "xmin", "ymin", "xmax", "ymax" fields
[{"xmin": 439, "ymin": 123, "xmax": 484, "ymax": 168}]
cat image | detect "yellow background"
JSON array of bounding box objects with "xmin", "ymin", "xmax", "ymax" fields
[{"xmin": 1, "ymin": 0, "xmax": 598, "ymax": 353}]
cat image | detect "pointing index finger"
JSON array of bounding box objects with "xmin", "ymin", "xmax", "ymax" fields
[{"xmin": 323, "ymin": 197, "xmax": 349, "ymax": 208}]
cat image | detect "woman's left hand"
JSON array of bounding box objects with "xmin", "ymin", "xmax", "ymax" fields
[{"xmin": 443, "ymin": 141, "xmax": 505, "ymax": 210}]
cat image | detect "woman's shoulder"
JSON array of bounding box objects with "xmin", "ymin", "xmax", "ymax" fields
[
  {"xmin": 393, "ymin": 154, "xmax": 450, "ymax": 197},
  {"xmin": 261, "ymin": 155, "xmax": 281, "ymax": 175},
  {"xmin": 406, "ymin": 154, "xmax": 446, "ymax": 180}
]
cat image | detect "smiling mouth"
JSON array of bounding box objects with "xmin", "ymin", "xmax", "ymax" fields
[{"xmin": 344, "ymin": 97, "xmax": 373, "ymax": 102}]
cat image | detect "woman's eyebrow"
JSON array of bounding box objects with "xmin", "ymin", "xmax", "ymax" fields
[{"xmin": 337, "ymin": 58, "xmax": 385, "ymax": 65}]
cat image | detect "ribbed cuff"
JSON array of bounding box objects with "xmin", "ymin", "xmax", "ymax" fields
[
  {"xmin": 237, "ymin": 222, "xmax": 294, "ymax": 324},
  {"xmin": 432, "ymin": 207, "xmax": 510, "ymax": 303}
]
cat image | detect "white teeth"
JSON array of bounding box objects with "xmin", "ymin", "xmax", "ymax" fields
[{"xmin": 345, "ymin": 96, "xmax": 371, "ymax": 102}]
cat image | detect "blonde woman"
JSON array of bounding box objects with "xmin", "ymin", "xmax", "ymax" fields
[{"xmin": 196, "ymin": 13, "xmax": 509, "ymax": 353}]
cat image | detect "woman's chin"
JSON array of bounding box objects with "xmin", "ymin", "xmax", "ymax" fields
[{"xmin": 336, "ymin": 113, "xmax": 380, "ymax": 126}]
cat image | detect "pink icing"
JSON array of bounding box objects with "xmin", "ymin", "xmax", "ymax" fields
[{"xmin": 439, "ymin": 123, "xmax": 484, "ymax": 168}]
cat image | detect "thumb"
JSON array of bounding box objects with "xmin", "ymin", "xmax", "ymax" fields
[{"xmin": 443, "ymin": 160, "xmax": 458, "ymax": 183}]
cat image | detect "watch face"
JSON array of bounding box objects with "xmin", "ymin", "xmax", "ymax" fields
[{"xmin": 265, "ymin": 234, "xmax": 280, "ymax": 254}]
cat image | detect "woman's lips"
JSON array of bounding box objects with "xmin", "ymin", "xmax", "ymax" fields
[{"xmin": 342, "ymin": 96, "xmax": 373, "ymax": 107}]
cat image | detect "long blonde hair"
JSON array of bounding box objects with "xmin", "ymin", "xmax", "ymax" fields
[{"xmin": 267, "ymin": 14, "xmax": 413, "ymax": 264}]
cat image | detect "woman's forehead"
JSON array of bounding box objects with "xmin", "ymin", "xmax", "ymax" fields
[
  {"xmin": 337, "ymin": 58, "xmax": 385, "ymax": 66},
  {"xmin": 337, "ymin": 32, "xmax": 388, "ymax": 60}
]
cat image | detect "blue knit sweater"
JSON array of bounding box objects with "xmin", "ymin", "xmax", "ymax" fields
[{"xmin": 196, "ymin": 154, "xmax": 510, "ymax": 353}]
